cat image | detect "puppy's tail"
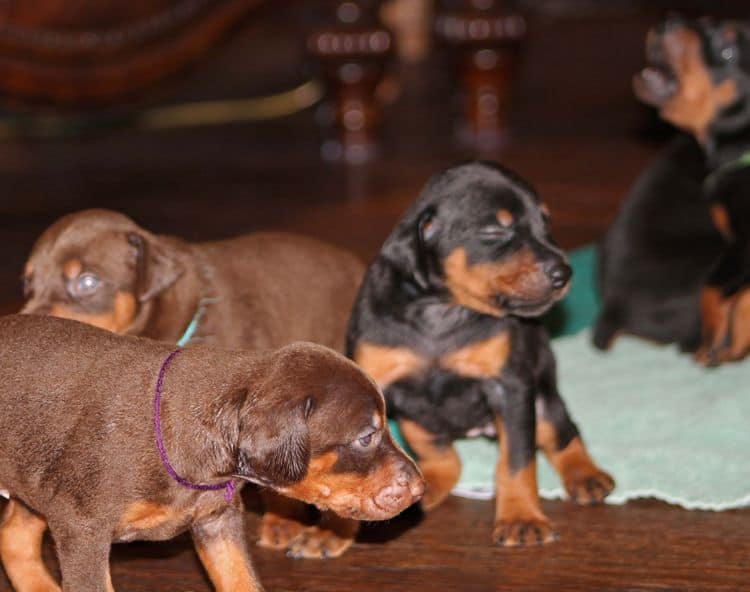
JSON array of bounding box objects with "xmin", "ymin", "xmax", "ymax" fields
[{"xmin": 592, "ymin": 305, "xmax": 623, "ymax": 350}]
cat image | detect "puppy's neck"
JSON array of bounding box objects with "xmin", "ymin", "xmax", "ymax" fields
[
  {"xmin": 155, "ymin": 350, "xmax": 265, "ymax": 484},
  {"xmin": 138, "ymin": 246, "xmax": 211, "ymax": 344}
]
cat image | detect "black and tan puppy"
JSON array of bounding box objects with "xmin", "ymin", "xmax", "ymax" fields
[
  {"xmin": 345, "ymin": 161, "xmax": 614, "ymax": 547},
  {"xmin": 596, "ymin": 16, "xmax": 750, "ymax": 364},
  {"xmin": 19, "ymin": 208, "xmax": 367, "ymax": 558},
  {"xmin": 0, "ymin": 314, "xmax": 423, "ymax": 592}
]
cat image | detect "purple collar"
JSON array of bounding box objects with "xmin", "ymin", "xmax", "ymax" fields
[{"xmin": 154, "ymin": 348, "xmax": 236, "ymax": 502}]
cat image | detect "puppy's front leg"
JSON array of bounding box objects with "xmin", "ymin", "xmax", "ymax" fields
[
  {"xmin": 47, "ymin": 520, "xmax": 113, "ymax": 592},
  {"xmin": 287, "ymin": 512, "xmax": 359, "ymax": 560},
  {"xmin": 191, "ymin": 502, "xmax": 263, "ymax": 592},
  {"xmin": 492, "ymin": 385, "xmax": 557, "ymax": 547},
  {"xmin": 398, "ymin": 418, "xmax": 461, "ymax": 511}
]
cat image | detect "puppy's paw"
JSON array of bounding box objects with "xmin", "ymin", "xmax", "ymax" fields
[
  {"xmin": 565, "ymin": 469, "xmax": 615, "ymax": 505},
  {"xmin": 286, "ymin": 525, "xmax": 354, "ymax": 559},
  {"xmin": 257, "ymin": 513, "xmax": 305, "ymax": 550},
  {"xmin": 492, "ymin": 519, "xmax": 558, "ymax": 547}
]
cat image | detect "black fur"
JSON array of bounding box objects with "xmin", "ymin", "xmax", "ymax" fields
[
  {"xmin": 596, "ymin": 16, "xmax": 750, "ymax": 355},
  {"xmin": 347, "ymin": 161, "xmax": 580, "ymax": 474}
]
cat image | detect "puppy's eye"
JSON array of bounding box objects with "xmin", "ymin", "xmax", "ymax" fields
[
  {"xmin": 69, "ymin": 272, "xmax": 101, "ymax": 298},
  {"xmin": 478, "ymin": 226, "xmax": 513, "ymax": 243},
  {"xmin": 354, "ymin": 429, "xmax": 381, "ymax": 450}
]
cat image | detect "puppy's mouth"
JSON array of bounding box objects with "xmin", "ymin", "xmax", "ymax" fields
[
  {"xmin": 317, "ymin": 476, "xmax": 424, "ymax": 521},
  {"xmin": 633, "ymin": 33, "xmax": 679, "ymax": 107},
  {"xmin": 497, "ymin": 285, "xmax": 570, "ymax": 318}
]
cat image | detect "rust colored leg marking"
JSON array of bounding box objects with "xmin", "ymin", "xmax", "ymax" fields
[
  {"xmin": 399, "ymin": 419, "xmax": 461, "ymax": 511},
  {"xmin": 494, "ymin": 418, "xmax": 556, "ymax": 547},
  {"xmin": 0, "ymin": 499, "xmax": 61, "ymax": 592},
  {"xmin": 195, "ymin": 538, "xmax": 262, "ymax": 592},
  {"xmin": 537, "ymin": 421, "xmax": 614, "ymax": 505}
]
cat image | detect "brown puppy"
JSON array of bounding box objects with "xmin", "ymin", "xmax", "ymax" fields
[
  {"xmin": 0, "ymin": 314, "xmax": 423, "ymax": 592},
  {"xmin": 21, "ymin": 209, "xmax": 364, "ymax": 351},
  {"xmin": 19, "ymin": 208, "xmax": 367, "ymax": 558}
]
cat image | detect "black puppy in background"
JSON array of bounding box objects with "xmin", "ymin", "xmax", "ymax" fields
[
  {"xmin": 595, "ymin": 16, "xmax": 750, "ymax": 364},
  {"xmin": 348, "ymin": 161, "xmax": 614, "ymax": 547}
]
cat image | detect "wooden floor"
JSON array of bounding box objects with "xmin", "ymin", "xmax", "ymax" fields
[{"xmin": 0, "ymin": 2, "xmax": 748, "ymax": 591}]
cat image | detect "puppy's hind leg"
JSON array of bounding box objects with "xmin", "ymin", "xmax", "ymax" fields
[
  {"xmin": 535, "ymin": 350, "xmax": 614, "ymax": 505},
  {"xmin": 0, "ymin": 499, "xmax": 60, "ymax": 592}
]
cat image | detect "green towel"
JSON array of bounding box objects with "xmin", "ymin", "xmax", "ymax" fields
[{"xmin": 390, "ymin": 246, "xmax": 750, "ymax": 511}]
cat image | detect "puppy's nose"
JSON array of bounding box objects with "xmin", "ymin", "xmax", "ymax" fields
[{"xmin": 545, "ymin": 262, "xmax": 572, "ymax": 289}]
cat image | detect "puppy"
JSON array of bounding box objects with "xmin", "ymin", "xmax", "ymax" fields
[
  {"xmin": 19, "ymin": 208, "xmax": 368, "ymax": 558},
  {"xmin": 346, "ymin": 161, "xmax": 614, "ymax": 547},
  {"xmin": 21, "ymin": 209, "xmax": 364, "ymax": 352},
  {"xmin": 597, "ymin": 16, "xmax": 750, "ymax": 365},
  {"xmin": 0, "ymin": 314, "xmax": 423, "ymax": 592}
]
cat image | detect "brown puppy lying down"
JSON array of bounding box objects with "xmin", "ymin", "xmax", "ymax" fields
[
  {"xmin": 0, "ymin": 315, "xmax": 423, "ymax": 592},
  {"xmin": 22, "ymin": 209, "xmax": 364, "ymax": 351},
  {"xmin": 20, "ymin": 208, "xmax": 367, "ymax": 558}
]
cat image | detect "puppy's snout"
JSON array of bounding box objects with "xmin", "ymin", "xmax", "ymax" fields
[
  {"xmin": 545, "ymin": 261, "xmax": 572, "ymax": 289},
  {"xmin": 375, "ymin": 464, "xmax": 424, "ymax": 513}
]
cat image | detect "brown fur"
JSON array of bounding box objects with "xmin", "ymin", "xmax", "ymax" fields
[
  {"xmin": 0, "ymin": 315, "xmax": 423, "ymax": 591},
  {"xmin": 354, "ymin": 342, "xmax": 427, "ymax": 388},
  {"xmin": 443, "ymin": 247, "xmax": 562, "ymax": 317},
  {"xmin": 493, "ymin": 418, "xmax": 556, "ymax": 547},
  {"xmin": 22, "ymin": 209, "xmax": 364, "ymax": 352},
  {"xmin": 20, "ymin": 209, "xmax": 367, "ymax": 562},
  {"xmin": 652, "ymin": 28, "xmax": 738, "ymax": 143},
  {"xmin": 696, "ymin": 286, "xmax": 750, "ymax": 365},
  {"xmin": 439, "ymin": 332, "xmax": 510, "ymax": 378},
  {"xmin": 398, "ymin": 419, "xmax": 462, "ymax": 511}
]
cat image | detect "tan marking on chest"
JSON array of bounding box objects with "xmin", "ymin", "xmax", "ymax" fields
[
  {"xmin": 117, "ymin": 501, "xmax": 178, "ymax": 533},
  {"xmin": 440, "ymin": 332, "xmax": 510, "ymax": 378},
  {"xmin": 354, "ymin": 342, "xmax": 427, "ymax": 388},
  {"xmin": 50, "ymin": 291, "xmax": 137, "ymax": 334}
]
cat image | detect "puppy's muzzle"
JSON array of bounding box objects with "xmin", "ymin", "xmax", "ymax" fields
[{"xmin": 372, "ymin": 462, "xmax": 425, "ymax": 516}]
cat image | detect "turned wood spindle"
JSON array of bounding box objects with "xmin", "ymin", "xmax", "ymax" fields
[
  {"xmin": 307, "ymin": 1, "xmax": 393, "ymax": 164},
  {"xmin": 435, "ymin": 0, "xmax": 526, "ymax": 147}
]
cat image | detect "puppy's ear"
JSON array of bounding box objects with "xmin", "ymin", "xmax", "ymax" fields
[
  {"xmin": 383, "ymin": 207, "xmax": 438, "ymax": 290},
  {"xmin": 235, "ymin": 396, "xmax": 313, "ymax": 487},
  {"xmin": 127, "ymin": 232, "xmax": 185, "ymax": 302}
]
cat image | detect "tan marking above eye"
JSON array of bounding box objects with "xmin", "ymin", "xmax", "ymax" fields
[
  {"xmin": 354, "ymin": 342, "xmax": 427, "ymax": 389},
  {"xmin": 496, "ymin": 209, "xmax": 514, "ymax": 227},
  {"xmin": 540, "ymin": 204, "xmax": 550, "ymax": 218},
  {"xmin": 49, "ymin": 291, "xmax": 137, "ymax": 334},
  {"xmin": 440, "ymin": 332, "xmax": 511, "ymax": 378},
  {"xmin": 63, "ymin": 259, "xmax": 83, "ymax": 280}
]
